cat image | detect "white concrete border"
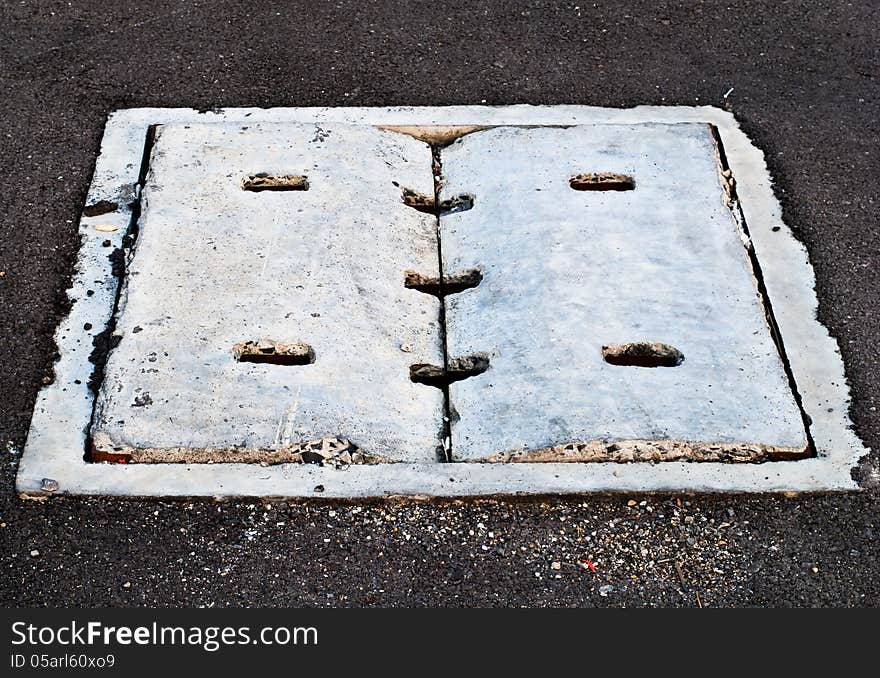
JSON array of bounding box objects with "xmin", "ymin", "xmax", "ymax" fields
[{"xmin": 16, "ymin": 105, "xmax": 869, "ymax": 498}]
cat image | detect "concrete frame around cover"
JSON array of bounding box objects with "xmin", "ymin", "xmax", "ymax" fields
[{"xmin": 16, "ymin": 106, "xmax": 869, "ymax": 498}]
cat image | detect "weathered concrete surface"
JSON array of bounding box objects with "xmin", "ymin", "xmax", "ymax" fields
[
  {"xmin": 441, "ymin": 123, "xmax": 808, "ymax": 461},
  {"xmin": 2, "ymin": 3, "xmax": 877, "ymax": 612},
  {"xmin": 91, "ymin": 122, "xmax": 444, "ymax": 463}
]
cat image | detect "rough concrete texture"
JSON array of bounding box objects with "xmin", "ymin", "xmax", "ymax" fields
[
  {"xmin": 91, "ymin": 122, "xmax": 444, "ymax": 463},
  {"xmin": 441, "ymin": 124, "xmax": 807, "ymax": 461}
]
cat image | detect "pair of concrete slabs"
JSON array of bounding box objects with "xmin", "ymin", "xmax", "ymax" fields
[{"xmin": 17, "ymin": 106, "xmax": 867, "ymax": 498}]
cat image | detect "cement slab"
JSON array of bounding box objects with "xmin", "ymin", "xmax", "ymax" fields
[
  {"xmin": 91, "ymin": 122, "xmax": 444, "ymax": 463},
  {"xmin": 16, "ymin": 106, "xmax": 868, "ymax": 498},
  {"xmin": 440, "ymin": 123, "xmax": 807, "ymax": 461}
]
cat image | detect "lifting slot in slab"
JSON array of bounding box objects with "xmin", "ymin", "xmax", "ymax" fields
[
  {"xmin": 569, "ymin": 172, "xmax": 635, "ymax": 191},
  {"xmin": 233, "ymin": 339, "xmax": 315, "ymax": 365},
  {"xmin": 410, "ymin": 353, "xmax": 491, "ymax": 388},
  {"xmin": 401, "ymin": 188, "xmax": 475, "ymax": 215},
  {"xmin": 602, "ymin": 342, "xmax": 684, "ymax": 368},
  {"xmin": 242, "ymin": 174, "xmax": 310, "ymax": 192},
  {"xmin": 404, "ymin": 268, "xmax": 483, "ymax": 296}
]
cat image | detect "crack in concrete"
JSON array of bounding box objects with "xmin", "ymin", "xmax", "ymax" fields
[
  {"xmin": 710, "ymin": 124, "xmax": 817, "ymax": 459},
  {"xmin": 84, "ymin": 124, "xmax": 157, "ymax": 463}
]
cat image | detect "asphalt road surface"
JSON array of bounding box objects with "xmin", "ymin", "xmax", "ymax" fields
[{"xmin": 0, "ymin": 0, "xmax": 877, "ymax": 607}]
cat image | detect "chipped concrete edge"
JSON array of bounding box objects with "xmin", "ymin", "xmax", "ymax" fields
[
  {"xmin": 16, "ymin": 104, "xmax": 869, "ymax": 498},
  {"xmin": 484, "ymin": 439, "xmax": 808, "ymax": 464},
  {"xmin": 89, "ymin": 433, "xmax": 392, "ymax": 467}
]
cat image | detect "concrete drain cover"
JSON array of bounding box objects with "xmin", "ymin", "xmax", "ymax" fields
[
  {"xmin": 18, "ymin": 106, "xmax": 867, "ymax": 498},
  {"xmin": 91, "ymin": 123, "xmax": 445, "ymax": 466}
]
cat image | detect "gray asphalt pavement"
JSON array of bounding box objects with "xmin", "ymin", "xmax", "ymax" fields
[{"xmin": 0, "ymin": 0, "xmax": 877, "ymax": 607}]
